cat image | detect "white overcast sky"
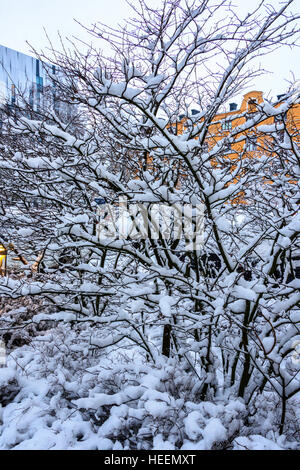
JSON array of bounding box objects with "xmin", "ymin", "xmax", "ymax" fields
[{"xmin": 0, "ymin": 0, "xmax": 299, "ymax": 103}]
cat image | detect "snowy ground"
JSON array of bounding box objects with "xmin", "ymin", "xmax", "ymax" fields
[{"xmin": 0, "ymin": 321, "xmax": 299, "ymax": 450}]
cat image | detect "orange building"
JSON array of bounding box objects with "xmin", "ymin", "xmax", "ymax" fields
[
  {"xmin": 176, "ymin": 90, "xmax": 300, "ymax": 155},
  {"xmin": 173, "ymin": 90, "xmax": 300, "ymax": 201}
]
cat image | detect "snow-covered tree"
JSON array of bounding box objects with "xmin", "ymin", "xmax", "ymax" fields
[{"xmin": 0, "ymin": 0, "xmax": 299, "ymax": 440}]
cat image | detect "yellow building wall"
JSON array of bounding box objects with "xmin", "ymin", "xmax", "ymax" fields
[{"xmin": 175, "ymin": 90, "xmax": 300, "ymax": 202}]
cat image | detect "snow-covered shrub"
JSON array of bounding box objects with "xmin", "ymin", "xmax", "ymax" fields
[
  {"xmin": 0, "ymin": 367, "xmax": 20, "ymax": 407},
  {"xmin": 0, "ymin": 327, "xmax": 248, "ymax": 450},
  {"xmin": 0, "ymin": 326, "xmax": 299, "ymax": 450},
  {"xmin": 0, "ymin": 0, "xmax": 300, "ymax": 449}
]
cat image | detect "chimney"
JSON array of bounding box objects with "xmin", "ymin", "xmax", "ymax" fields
[{"xmin": 229, "ymin": 102, "xmax": 237, "ymax": 111}]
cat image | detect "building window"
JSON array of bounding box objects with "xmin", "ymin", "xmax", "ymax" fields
[
  {"xmin": 224, "ymin": 141, "xmax": 232, "ymax": 152},
  {"xmin": 245, "ymin": 136, "xmax": 257, "ymax": 151},
  {"xmin": 274, "ymin": 112, "xmax": 287, "ymax": 123},
  {"xmin": 36, "ymin": 59, "xmax": 40, "ymax": 77},
  {"xmin": 202, "ymin": 142, "xmax": 209, "ymax": 152},
  {"xmin": 36, "ymin": 76, "xmax": 43, "ymax": 110},
  {"xmin": 0, "ymin": 243, "xmax": 7, "ymax": 277},
  {"xmin": 221, "ymin": 120, "xmax": 232, "ymax": 131},
  {"xmin": 29, "ymin": 86, "xmax": 34, "ymax": 108},
  {"xmin": 248, "ymin": 98, "xmax": 257, "ymax": 112},
  {"xmin": 54, "ymin": 98, "xmax": 59, "ymax": 114},
  {"xmin": 36, "ymin": 76, "xmax": 43, "ymax": 93},
  {"xmin": 168, "ymin": 124, "xmax": 177, "ymax": 135},
  {"xmin": 11, "ymin": 83, "xmax": 16, "ymax": 105}
]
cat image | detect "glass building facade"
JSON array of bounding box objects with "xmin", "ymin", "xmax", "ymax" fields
[{"xmin": 0, "ymin": 44, "xmax": 58, "ymax": 112}]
